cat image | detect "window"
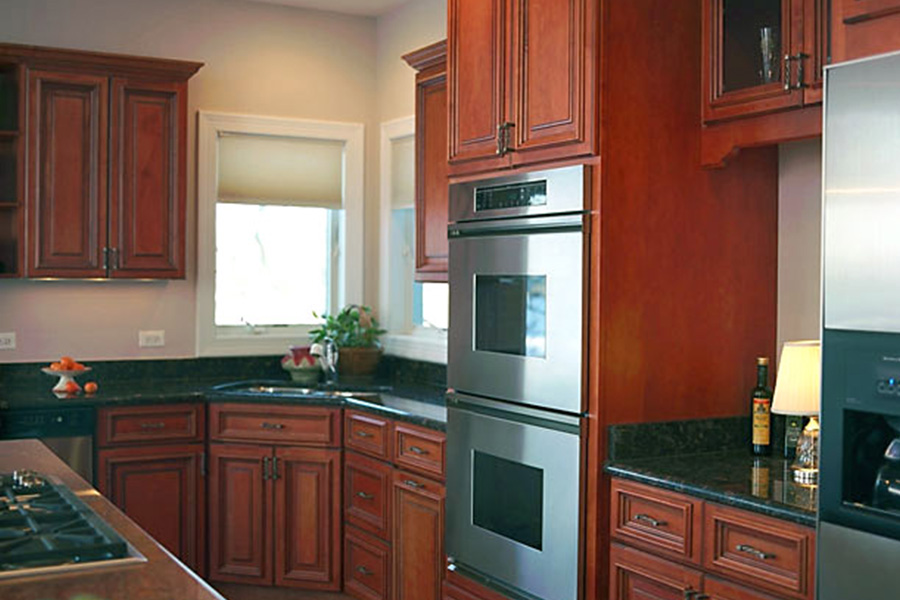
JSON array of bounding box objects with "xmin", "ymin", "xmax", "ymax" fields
[
  {"xmin": 196, "ymin": 112, "xmax": 364, "ymax": 356},
  {"xmin": 378, "ymin": 117, "xmax": 447, "ymax": 363}
]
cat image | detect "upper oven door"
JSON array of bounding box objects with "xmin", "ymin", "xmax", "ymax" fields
[{"xmin": 448, "ymin": 214, "xmax": 584, "ymax": 414}]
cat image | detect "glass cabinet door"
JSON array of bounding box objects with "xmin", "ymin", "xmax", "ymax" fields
[{"xmin": 703, "ymin": 0, "xmax": 810, "ymax": 123}]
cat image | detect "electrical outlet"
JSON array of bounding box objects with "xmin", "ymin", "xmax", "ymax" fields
[
  {"xmin": 139, "ymin": 330, "xmax": 165, "ymax": 348},
  {"xmin": 0, "ymin": 332, "xmax": 15, "ymax": 350}
]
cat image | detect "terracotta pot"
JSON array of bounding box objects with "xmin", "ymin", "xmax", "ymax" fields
[{"xmin": 338, "ymin": 347, "xmax": 382, "ymax": 377}]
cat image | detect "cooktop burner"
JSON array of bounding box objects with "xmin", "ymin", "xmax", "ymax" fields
[{"xmin": 0, "ymin": 471, "xmax": 130, "ymax": 573}]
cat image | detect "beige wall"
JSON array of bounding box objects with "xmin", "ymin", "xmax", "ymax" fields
[
  {"xmin": 0, "ymin": 0, "xmax": 447, "ymax": 363},
  {"xmin": 777, "ymin": 139, "xmax": 823, "ymax": 361}
]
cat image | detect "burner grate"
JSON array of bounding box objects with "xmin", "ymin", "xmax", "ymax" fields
[{"xmin": 0, "ymin": 473, "xmax": 128, "ymax": 571}]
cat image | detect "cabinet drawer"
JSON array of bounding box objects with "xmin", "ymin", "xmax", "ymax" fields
[
  {"xmin": 393, "ymin": 423, "xmax": 445, "ymax": 480},
  {"xmin": 610, "ymin": 478, "xmax": 701, "ymax": 564},
  {"xmin": 703, "ymin": 503, "xmax": 815, "ymax": 599},
  {"xmin": 97, "ymin": 403, "xmax": 204, "ymax": 447},
  {"xmin": 209, "ymin": 403, "xmax": 340, "ymax": 446},
  {"xmin": 344, "ymin": 526, "xmax": 390, "ymax": 600},
  {"xmin": 345, "ymin": 451, "xmax": 392, "ymax": 541},
  {"xmin": 345, "ymin": 410, "xmax": 392, "ymax": 460}
]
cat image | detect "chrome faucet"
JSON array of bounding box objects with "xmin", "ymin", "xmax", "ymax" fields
[{"xmin": 310, "ymin": 338, "xmax": 339, "ymax": 386}]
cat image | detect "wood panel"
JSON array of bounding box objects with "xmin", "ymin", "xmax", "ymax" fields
[
  {"xmin": 448, "ymin": 0, "xmax": 510, "ymax": 173},
  {"xmin": 97, "ymin": 403, "xmax": 204, "ymax": 447},
  {"xmin": 392, "ymin": 470, "xmax": 445, "ymax": 600},
  {"xmin": 27, "ymin": 69, "xmax": 107, "ymax": 277},
  {"xmin": 704, "ymin": 575, "xmax": 782, "ymax": 600},
  {"xmin": 209, "ymin": 403, "xmax": 340, "ymax": 446},
  {"xmin": 96, "ymin": 444, "xmax": 204, "ymax": 573},
  {"xmin": 832, "ymin": 0, "xmax": 900, "ymax": 62},
  {"xmin": 442, "ymin": 571, "xmax": 512, "ymax": 600},
  {"xmin": 109, "ymin": 77, "xmax": 185, "ymax": 278},
  {"xmin": 609, "ymin": 543, "xmax": 703, "ymax": 600},
  {"xmin": 208, "ymin": 444, "xmax": 272, "ymax": 585},
  {"xmin": 274, "ymin": 446, "xmax": 341, "ymax": 590},
  {"xmin": 393, "ymin": 423, "xmax": 445, "ymax": 480},
  {"xmin": 345, "ymin": 450, "xmax": 393, "ymax": 540},
  {"xmin": 345, "ymin": 410, "xmax": 392, "ymax": 460}
]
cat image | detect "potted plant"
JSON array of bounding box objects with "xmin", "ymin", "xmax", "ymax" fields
[{"xmin": 309, "ymin": 305, "xmax": 386, "ymax": 378}]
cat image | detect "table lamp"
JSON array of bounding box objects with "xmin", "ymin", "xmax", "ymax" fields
[{"xmin": 771, "ymin": 340, "xmax": 821, "ymax": 485}]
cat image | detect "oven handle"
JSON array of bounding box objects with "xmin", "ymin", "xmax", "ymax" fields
[
  {"xmin": 448, "ymin": 212, "xmax": 585, "ymax": 239},
  {"xmin": 447, "ymin": 390, "xmax": 582, "ymax": 434}
]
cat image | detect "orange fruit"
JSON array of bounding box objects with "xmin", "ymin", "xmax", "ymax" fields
[
  {"xmin": 63, "ymin": 380, "xmax": 80, "ymax": 394},
  {"xmin": 60, "ymin": 356, "xmax": 75, "ymax": 370},
  {"xmin": 72, "ymin": 362, "xmax": 85, "ymax": 371},
  {"xmin": 49, "ymin": 362, "xmax": 62, "ymax": 371},
  {"xmin": 84, "ymin": 382, "xmax": 98, "ymax": 394}
]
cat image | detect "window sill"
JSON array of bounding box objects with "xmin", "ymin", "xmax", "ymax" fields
[{"xmin": 382, "ymin": 331, "xmax": 447, "ymax": 364}]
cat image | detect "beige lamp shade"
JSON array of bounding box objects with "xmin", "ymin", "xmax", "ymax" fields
[
  {"xmin": 772, "ymin": 340, "xmax": 821, "ymax": 416},
  {"xmin": 217, "ymin": 132, "xmax": 344, "ymax": 208}
]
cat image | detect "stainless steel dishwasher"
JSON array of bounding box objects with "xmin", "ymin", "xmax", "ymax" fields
[{"xmin": 0, "ymin": 406, "xmax": 95, "ymax": 483}]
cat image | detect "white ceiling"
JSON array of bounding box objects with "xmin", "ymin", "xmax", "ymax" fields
[{"xmin": 242, "ymin": 0, "xmax": 412, "ymax": 17}]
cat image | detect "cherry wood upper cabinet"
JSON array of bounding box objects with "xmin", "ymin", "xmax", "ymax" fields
[
  {"xmin": 448, "ymin": 0, "xmax": 598, "ymax": 176},
  {"xmin": 700, "ymin": 0, "xmax": 824, "ymax": 167},
  {"xmin": 27, "ymin": 70, "xmax": 109, "ymax": 278},
  {"xmin": 702, "ymin": 0, "xmax": 824, "ymax": 123},
  {"xmin": 109, "ymin": 77, "xmax": 186, "ymax": 278},
  {"xmin": 0, "ymin": 43, "xmax": 201, "ymax": 278},
  {"xmin": 403, "ymin": 41, "xmax": 449, "ymax": 283},
  {"xmin": 832, "ymin": 0, "xmax": 900, "ymax": 63}
]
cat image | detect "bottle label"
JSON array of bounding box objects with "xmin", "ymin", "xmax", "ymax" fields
[{"xmin": 753, "ymin": 398, "xmax": 771, "ymax": 445}]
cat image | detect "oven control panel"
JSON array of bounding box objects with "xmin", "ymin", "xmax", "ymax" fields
[{"xmin": 876, "ymin": 378, "xmax": 900, "ymax": 397}]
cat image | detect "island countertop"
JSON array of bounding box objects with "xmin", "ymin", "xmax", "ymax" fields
[{"xmin": 0, "ymin": 439, "xmax": 226, "ymax": 600}]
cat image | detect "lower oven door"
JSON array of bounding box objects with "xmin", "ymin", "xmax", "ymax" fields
[{"xmin": 446, "ymin": 393, "xmax": 582, "ymax": 600}]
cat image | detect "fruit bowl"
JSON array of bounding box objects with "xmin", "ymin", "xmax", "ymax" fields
[{"xmin": 41, "ymin": 367, "xmax": 91, "ymax": 393}]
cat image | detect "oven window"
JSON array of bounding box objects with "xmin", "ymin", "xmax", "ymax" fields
[
  {"xmin": 474, "ymin": 275, "xmax": 546, "ymax": 358},
  {"xmin": 472, "ymin": 450, "xmax": 543, "ymax": 550}
]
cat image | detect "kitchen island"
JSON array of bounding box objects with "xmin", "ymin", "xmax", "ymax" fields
[{"xmin": 0, "ymin": 439, "xmax": 227, "ymax": 600}]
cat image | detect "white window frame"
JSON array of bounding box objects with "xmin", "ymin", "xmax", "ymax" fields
[
  {"xmin": 196, "ymin": 111, "xmax": 364, "ymax": 356},
  {"xmin": 378, "ymin": 116, "xmax": 447, "ymax": 364}
]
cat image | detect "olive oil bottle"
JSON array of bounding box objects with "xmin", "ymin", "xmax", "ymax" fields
[{"xmin": 751, "ymin": 357, "xmax": 773, "ymax": 456}]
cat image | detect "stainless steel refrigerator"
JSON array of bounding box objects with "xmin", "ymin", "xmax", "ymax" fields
[{"xmin": 819, "ymin": 50, "xmax": 900, "ymax": 599}]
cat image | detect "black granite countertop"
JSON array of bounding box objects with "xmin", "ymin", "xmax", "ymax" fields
[
  {"xmin": 0, "ymin": 376, "xmax": 447, "ymax": 431},
  {"xmin": 606, "ymin": 450, "xmax": 817, "ymax": 526}
]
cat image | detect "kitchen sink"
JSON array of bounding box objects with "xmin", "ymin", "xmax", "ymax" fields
[{"xmin": 209, "ymin": 381, "xmax": 384, "ymax": 404}]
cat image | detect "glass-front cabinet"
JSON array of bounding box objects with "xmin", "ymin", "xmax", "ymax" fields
[
  {"xmin": 702, "ymin": 0, "xmax": 825, "ymax": 123},
  {"xmin": 0, "ymin": 62, "xmax": 22, "ymax": 277}
]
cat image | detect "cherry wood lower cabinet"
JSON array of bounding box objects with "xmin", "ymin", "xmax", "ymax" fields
[
  {"xmin": 392, "ymin": 470, "xmax": 445, "ymax": 600},
  {"xmin": 832, "ymin": 0, "xmax": 900, "ymax": 63},
  {"xmin": 610, "ymin": 478, "xmax": 815, "ymax": 600},
  {"xmin": 208, "ymin": 443, "xmax": 341, "ymax": 589},
  {"xmin": 96, "ymin": 443, "xmax": 205, "ymax": 574}
]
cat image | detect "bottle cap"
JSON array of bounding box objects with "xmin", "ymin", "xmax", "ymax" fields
[{"xmin": 756, "ymin": 357, "xmax": 769, "ymax": 365}]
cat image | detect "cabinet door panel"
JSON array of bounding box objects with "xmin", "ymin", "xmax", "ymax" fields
[
  {"xmin": 704, "ymin": 575, "xmax": 781, "ymax": 600},
  {"xmin": 109, "ymin": 78, "xmax": 185, "ymax": 278},
  {"xmin": 448, "ymin": 0, "xmax": 509, "ymax": 171},
  {"xmin": 27, "ymin": 70, "xmax": 107, "ymax": 277},
  {"xmin": 345, "ymin": 450, "xmax": 392, "ymax": 540},
  {"xmin": 832, "ymin": 0, "xmax": 900, "ymax": 62},
  {"xmin": 274, "ymin": 446, "xmax": 341, "ymax": 590},
  {"xmin": 609, "ymin": 543, "xmax": 703, "ymax": 600},
  {"xmin": 208, "ymin": 444, "xmax": 272, "ymax": 585},
  {"xmin": 510, "ymin": 0, "xmax": 592, "ymax": 158},
  {"xmin": 97, "ymin": 444, "xmax": 204, "ymax": 574},
  {"xmin": 392, "ymin": 471, "xmax": 445, "ymax": 600},
  {"xmin": 416, "ymin": 65, "xmax": 448, "ymax": 281}
]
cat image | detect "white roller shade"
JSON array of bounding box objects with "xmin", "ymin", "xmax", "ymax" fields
[
  {"xmin": 390, "ymin": 135, "xmax": 415, "ymax": 209},
  {"xmin": 218, "ymin": 132, "xmax": 344, "ymax": 208}
]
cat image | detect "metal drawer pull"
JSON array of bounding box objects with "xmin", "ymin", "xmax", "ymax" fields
[
  {"xmin": 140, "ymin": 422, "xmax": 166, "ymax": 430},
  {"xmin": 356, "ymin": 491, "xmax": 374, "ymax": 500},
  {"xmin": 403, "ymin": 479, "xmax": 425, "ymax": 489},
  {"xmin": 356, "ymin": 565, "xmax": 372, "ymax": 576},
  {"xmin": 261, "ymin": 422, "xmax": 285, "ymax": 430},
  {"xmin": 263, "ymin": 456, "xmax": 270, "ymax": 481},
  {"xmin": 355, "ymin": 430, "xmax": 373, "ymax": 438},
  {"xmin": 408, "ymin": 445, "xmax": 429, "ymax": 455},
  {"xmin": 633, "ymin": 513, "xmax": 666, "ymax": 527},
  {"xmin": 736, "ymin": 544, "xmax": 775, "ymax": 560},
  {"xmin": 272, "ymin": 456, "xmax": 279, "ymax": 480}
]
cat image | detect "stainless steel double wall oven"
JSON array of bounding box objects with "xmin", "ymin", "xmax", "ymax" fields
[{"xmin": 446, "ymin": 165, "xmax": 588, "ymax": 600}]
